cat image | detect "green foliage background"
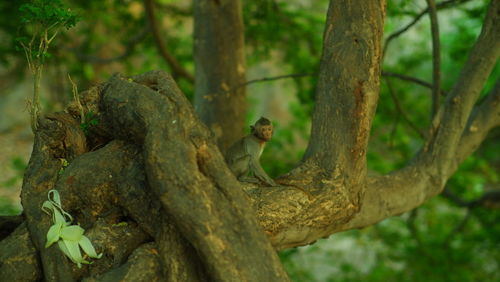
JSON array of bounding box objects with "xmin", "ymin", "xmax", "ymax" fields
[{"xmin": 0, "ymin": 0, "xmax": 498, "ymax": 281}]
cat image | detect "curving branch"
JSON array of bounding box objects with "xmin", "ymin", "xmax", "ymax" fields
[
  {"xmin": 452, "ymin": 78, "xmax": 500, "ymax": 168},
  {"xmin": 439, "ymin": 187, "xmax": 500, "ymax": 246},
  {"xmin": 229, "ymin": 71, "xmax": 446, "ymax": 97},
  {"xmin": 230, "ymin": 73, "xmax": 315, "ymax": 92},
  {"xmin": 382, "ymin": 71, "xmax": 447, "ymax": 95},
  {"xmin": 383, "ymin": 0, "xmax": 473, "ymax": 57},
  {"xmin": 385, "ymin": 77, "xmax": 427, "ymax": 139},
  {"xmin": 426, "ymin": 0, "xmax": 441, "ymax": 118},
  {"xmin": 342, "ymin": 0, "xmax": 500, "ymax": 233},
  {"xmin": 144, "ymin": 0, "xmax": 194, "ymax": 82},
  {"xmin": 442, "ymin": 188, "xmax": 500, "ymax": 209}
]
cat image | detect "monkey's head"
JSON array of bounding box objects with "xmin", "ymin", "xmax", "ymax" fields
[{"xmin": 251, "ymin": 117, "xmax": 273, "ymax": 141}]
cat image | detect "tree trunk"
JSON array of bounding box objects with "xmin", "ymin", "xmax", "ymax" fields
[{"xmin": 193, "ymin": 0, "xmax": 247, "ymax": 152}]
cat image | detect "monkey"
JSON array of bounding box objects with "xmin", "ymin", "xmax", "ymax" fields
[{"xmin": 225, "ymin": 117, "xmax": 277, "ymax": 186}]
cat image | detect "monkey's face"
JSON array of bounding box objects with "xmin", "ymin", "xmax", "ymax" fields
[{"xmin": 256, "ymin": 125, "xmax": 273, "ymax": 141}]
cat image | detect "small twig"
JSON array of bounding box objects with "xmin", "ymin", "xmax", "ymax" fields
[
  {"xmin": 382, "ymin": 71, "xmax": 447, "ymax": 96},
  {"xmin": 385, "ymin": 77, "xmax": 427, "ymax": 139},
  {"xmin": 234, "ymin": 73, "xmax": 315, "ymax": 91},
  {"xmin": 68, "ymin": 74, "xmax": 85, "ymax": 124},
  {"xmin": 383, "ymin": 0, "xmax": 473, "ymax": 58},
  {"xmin": 442, "ymin": 210, "xmax": 470, "ymax": 247},
  {"xmin": 228, "ymin": 71, "xmax": 445, "ymax": 101},
  {"xmin": 426, "ymin": 0, "xmax": 441, "ymax": 118},
  {"xmin": 441, "ymin": 187, "xmax": 500, "ymax": 208},
  {"xmin": 407, "ymin": 209, "xmax": 432, "ymax": 259},
  {"xmin": 389, "ymin": 116, "xmax": 401, "ymax": 147},
  {"xmin": 47, "ymin": 26, "xmax": 62, "ymax": 44}
]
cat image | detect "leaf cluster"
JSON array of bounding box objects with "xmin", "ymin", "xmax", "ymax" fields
[
  {"xmin": 20, "ymin": 0, "xmax": 79, "ymax": 30},
  {"xmin": 80, "ymin": 111, "xmax": 99, "ymax": 135}
]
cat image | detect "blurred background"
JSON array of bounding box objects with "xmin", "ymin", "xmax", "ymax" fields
[{"xmin": 0, "ymin": 0, "xmax": 498, "ymax": 281}]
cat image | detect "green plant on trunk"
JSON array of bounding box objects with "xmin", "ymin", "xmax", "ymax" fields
[
  {"xmin": 18, "ymin": 0, "xmax": 78, "ymax": 132},
  {"xmin": 42, "ymin": 190, "xmax": 102, "ymax": 268}
]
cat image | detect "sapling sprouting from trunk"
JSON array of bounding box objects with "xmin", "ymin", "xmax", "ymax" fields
[{"xmin": 18, "ymin": 0, "xmax": 78, "ymax": 132}]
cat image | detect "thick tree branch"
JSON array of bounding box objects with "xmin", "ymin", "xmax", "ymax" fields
[
  {"xmin": 426, "ymin": 0, "xmax": 441, "ymax": 117},
  {"xmin": 303, "ymin": 0, "xmax": 385, "ymax": 179},
  {"xmin": 144, "ymin": 0, "xmax": 194, "ymax": 82},
  {"xmin": 423, "ymin": 0, "xmax": 500, "ymax": 176},
  {"xmin": 453, "ymin": 78, "xmax": 500, "ymax": 168},
  {"xmin": 253, "ymin": 0, "xmax": 387, "ymax": 250},
  {"xmin": 102, "ymin": 71, "xmax": 288, "ymax": 280},
  {"xmin": 342, "ymin": 0, "xmax": 500, "ymax": 231}
]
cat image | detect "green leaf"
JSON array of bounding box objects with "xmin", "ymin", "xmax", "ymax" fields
[
  {"xmin": 79, "ymin": 235, "xmax": 102, "ymax": 259},
  {"xmin": 52, "ymin": 206, "xmax": 68, "ymax": 225},
  {"xmin": 60, "ymin": 225, "xmax": 85, "ymax": 241},
  {"xmin": 45, "ymin": 221, "xmax": 63, "ymax": 248},
  {"xmin": 48, "ymin": 189, "xmax": 61, "ymax": 206},
  {"xmin": 58, "ymin": 239, "xmax": 90, "ymax": 268},
  {"xmin": 46, "ymin": 190, "xmax": 73, "ymax": 223},
  {"xmin": 42, "ymin": 189, "xmax": 102, "ymax": 267},
  {"xmin": 57, "ymin": 239, "xmax": 72, "ymax": 259},
  {"xmin": 41, "ymin": 200, "xmax": 54, "ymax": 215}
]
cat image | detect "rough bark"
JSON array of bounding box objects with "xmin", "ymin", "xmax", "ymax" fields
[
  {"xmin": 0, "ymin": 223, "xmax": 41, "ymax": 282},
  {"xmin": 1, "ymin": 0, "xmax": 499, "ymax": 280},
  {"xmin": 8, "ymin": 70, "xmax": 288, "ymax": 281},
  {"xmin": 193, "ymin": 0, "xmax": 247, "ymax": 152}
]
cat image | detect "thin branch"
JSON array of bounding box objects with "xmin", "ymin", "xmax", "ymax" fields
[
  {"xmin": 385, "ymin": 77, "xmax": 427, "ymax": 139},
  {"xmin": 406, "ymin": 209, "xmax": 430, "ymax": 257},
  {"xmin": 231, "ymin": 71, "xmax": 449, "ymax": 97},
  {"xmin": 382, "ymin": 71, "xmax": 447, "ymax": 95},
  {"xmin": 233, "ymin": 73, "xmax": 315, "ymax": 91},
  {"xmin": 383, "ymin": 0, "xmax": 473, "ymax": 57},
  {"xmin": 441, "ymin": 187, "xmax": 500, "ymax": 208},
  {"xmin": 426, "ymin": 0, "xmax": 441, "ymax": 118},
  {"xmin": 47, "ymin": 26, "xmax": 62, "ymax": 44},
  {"xmin": 144, "ymin": 0, "xmax": 194, "ymax": 82},
  {"xmin": 232, "ymin": 71, "xmax": 446, "ymax": 99},
  {"xmin": 442, "ymin": 209, "xmax": 470, "ymax": 246},
  {"xmin": 68, "ymin": 74, "xmax": 84, "ymax": 124},
  {"xmin": 453, "ymin": 78, "xmax": 500, "ymax": 169}
]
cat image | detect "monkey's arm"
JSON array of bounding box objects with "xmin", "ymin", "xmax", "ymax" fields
[
  {"xmin": 245, "ymin": 139, "xmax": 277, "ymax": 186},
  {"xmin": 249, "ymin": 160, "xmax": 276, "ymax": 186}
]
